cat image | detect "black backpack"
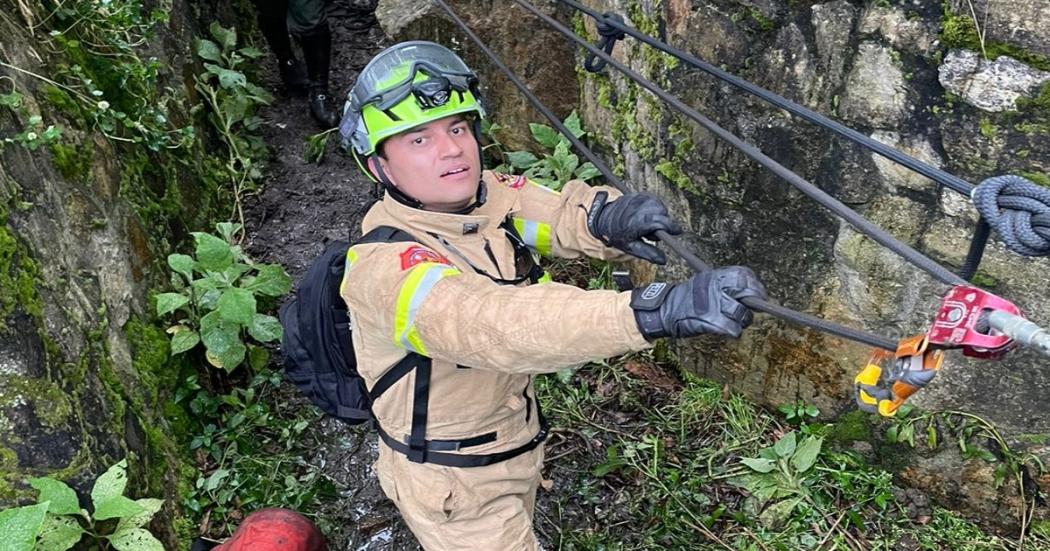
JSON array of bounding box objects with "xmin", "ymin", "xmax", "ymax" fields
[{"xmin": 279, "ymin": 226, "xmax": 416, "ymax": 425}]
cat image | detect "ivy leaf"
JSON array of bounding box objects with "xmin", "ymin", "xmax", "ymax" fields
[
  {"xmin": 773, "ymin": 431, "xmax": 797, "ymax": 459},
  {"xmin": 107, "ymin": 527, "xmax": 165, "ymax": 551},
  {"xmin": 35, "ymin": 514, "xmax": 84, "ymax": 551},
  {"xmin": 245, "ymin": 264, "xmax": 292, "ymax": 297},
  {"xmin": 0, "ymin": 503, "xmax": 49, "ymax": 551},
  {"xmin": 563, "ymin": 110, "xmax": 585, "ymax": 139},
  {"xmin": 90, "ymin": 460, "xmax": 129, "ymax": 511},
  {"xmin": 194, "ymin": 39, "xmax": 222, "ymax": 62},
  {"xmin": 28, "ymin": 477, "xmax": 80, "ymax": 515},
  {"xmin": 740, "ymin": 457, "xmax": 775, "ymax": 473},
  {"xmin": 193, "ymin": 232, "xmax": 234, "ymax": 272},
  {"xmin": 208, "ymin": 22, "xmax": 237, "ymax": 51},
  {"xmin": 528, "ymin": 123, "xmax": 561, "ymax": 149},
  {"xmin": 166, "ymin": 254, "xmax": 195, "ymax": 282},
  {"xmin": 169, "ymin": 328, "xmax": 200, "ymax": 355},
  {"xmin": 504, "ymin": 151, "xmax": 538, "ymax": 169},
  {"xmin": 790, "ymin": 436, "xmax": 823, "ymax": 473},
  {"xmin": 248, "ymin": 313, "xmax": 282, "ymax": 343},
  {"xmin": 216, "ymin": 288, "xmax": 256, "ymax": 325},
  {"xmin": 154, "ymin": 293, "xmax": 189, "ymax": 317},
  {"xmin": 115, "ymin": 498, "xmax": 163, "ymax": 533}
]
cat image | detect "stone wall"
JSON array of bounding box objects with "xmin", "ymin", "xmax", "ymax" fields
[
  {"xmin": 377, "ymin": 0, "xmax": 1050, "ymax": 531},
  {"xmin": 0, "ymin": 0, "xmax": 235, "ymax": 543}
]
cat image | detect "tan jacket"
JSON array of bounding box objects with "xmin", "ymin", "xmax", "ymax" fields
[{"xmin": 340, "ymin": 171, "xmax": 651, "ymax": 456}]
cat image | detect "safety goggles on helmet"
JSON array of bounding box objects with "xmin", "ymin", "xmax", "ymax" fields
[{"xmin": 340, "ymin": 41, "xmax": 486, "ymax": 158}]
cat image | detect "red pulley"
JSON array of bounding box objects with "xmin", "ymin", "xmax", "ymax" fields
[{"xmin": 927, "ymin": 285, "xmax": 1021, "ymax": 359}]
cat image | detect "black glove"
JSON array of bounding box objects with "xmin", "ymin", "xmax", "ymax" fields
[
  {"xmin": 587, "ymin": 192, "xmax": 682, "ymax": 265},
  {"xmin": 630, "ymin": 267, "xmax": 767, "ymax": 340}
]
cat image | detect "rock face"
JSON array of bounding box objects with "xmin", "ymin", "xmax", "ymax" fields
[
  {"xmin": 382, "ymin": 0, "xmax": 1050, "ymax": 533},
  {"xmin": 0, "ymin": 0, "xmax": 230, "ymax": 544},
  {"xmin": 375, "ymin": 0, "xmax": 579, "ymax": 150},
  {"xmin": 949, "ymin": 0, "xmax": 1050, "ymax": 58},
  {"xmin": 939, "ymin": 49, "xmax": 1050, "ymax": 112}
]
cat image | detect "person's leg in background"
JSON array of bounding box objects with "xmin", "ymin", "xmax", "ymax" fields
[
  {"xmin": 251, "ymin": 0, "xmax": 309, "ymax": 94},
  {"xmin": 288, "ymin": 0, "xmax": 340, "ymax": 128}
]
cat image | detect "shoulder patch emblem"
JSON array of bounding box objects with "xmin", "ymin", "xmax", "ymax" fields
[
  {"xmin": 495, "ymin": 172, "xmax": 527, "ymax": 189},
  {"xmin": 399, "ymin": 246, "xmax": 450, "ymax": 270}
]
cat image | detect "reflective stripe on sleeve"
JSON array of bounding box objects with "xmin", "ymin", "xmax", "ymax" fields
[
  {"xmin": 512, "ymin": 218, "xmax": 553, "ymax": 257},
  {"xmin": 393, "ymin": 262, "xmax": 461, "ymax": 355},
  {"xmin": 339, "ymin": 249, "xmax": 360, "ymax": 295}
]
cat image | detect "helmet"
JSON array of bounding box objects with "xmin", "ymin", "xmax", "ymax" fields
[
  {"xmin": 340, "ymin": 41, "xmax": 486, "ymax": 157},
  {"xmin": 213, "ymin": 508, "xmax": 327, "ymax": 551}
]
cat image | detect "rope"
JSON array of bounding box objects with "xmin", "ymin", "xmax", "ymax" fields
[
  {"xmin": 511, "ymin": 0, "xmax": 967, "ymax": 287},
  {"xmin": 557, "ymin": 0, "xmax": 976, "ymax": 197},
  {"xmin": 431, "ymin": 0, "xmax": 898, "ymax": 351},
  {"xmin": 582, "ymin": 12, "xmax": 626, "ymax": 73},
  {"xmin": 972, "ymin": 175, "xmax": 1050, "ymax": 257}
]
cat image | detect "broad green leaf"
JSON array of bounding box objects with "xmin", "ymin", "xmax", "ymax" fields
[
  {"xmin": 209, "ymin": 22, "xmax": 237, "ymax": 51},
  {"xmin": 215, "ymin": 67, "xmax": 247, "ymax": 89},
  {"xmin": 195, "ymin": 39, "xmax": 222, "ymax": 62},
  {"xmin": 927, "ymin": 424, "xmax": 938, "ymax": 449},
  {"xmin": 564, "ymin": 110, "xmax": 585, "ymax": 138},
  {"xmin": 204, "ymin": 469, "xmax": 230, "ymax": 492},
  {"xmin": 789, "ymin": 436, "xmax": 823, "ymax": 473},
  {"xmin": 574, "ymin": 162, "xmax": 601, "ymax": 181},
  {"xmin": 758, "ymin": 497, "xmax": 801, "ymax": 528},
  {"xmin": 304, "ymin": 131, "xmax": 330, "ymax": 164},
  {"xmin": 246, "ymin": 264, "xmax": 292, "ymax": 297},
  {"xmin": 741, "ymin": 457, "xmax": 775, "ymax": 473},
  {"xmin": 223, "ymin": 263, "xmax": 252, "ymax": 284},
  {"xmin": 200, "ymin": 311, "xmax": 240, "ymax": 353},
  {"xmin": 193, "ymin": 232, "xmax": 234, "ymax": 272},
  {"xmin": 28, "ymin": 478, "xmax": 80, "ymax": 515},
  {"xmin": 0, "ymin": 503, "xmax": 48, "ymax": 551},
  {"xmin": 215, "ymin": 341, "xmax": 247, "ymax": 372},
  {"xmin": 93, "ymin": 495, "xmax": 144, "ymax": 521},
  {"xmin": 248, "ymin": 346, "xmax": 270, "ymax": 370},
  {"xmin": 154, "ymin": 293, "xmax": 189, "ymax": 317},
  {"xmin": 90, "ymin": 459, "xmax": 129, "ymax": 510},
  {"xmin": 504, "ymin": 151, "xmax": 538, "ymax": 169},
  {"xmin": 217, "ymin": 288, "xmax": 256, "ymax": 325},
  {"xmin": 167, "ymin": 254, "xmax": 195, "ymax": 281},
  {"xmin": 115, "ymin": 498, "xmax": 163, "ymax": 533},
  {"xmin": 35, "ymin": 514, "xmax": 84, "ymax": 551},
  {"xmin": 170, "ymin": 329, "xmax": 200, "ymax": 355},
  {"xmin": 215, "ymin": 222, "xmax": 239, "ymax": 243},
  {"xmin": 238, "ymin": 46, "xmax": 263, "ymax": 59},
  {"xmin": 107, "ymin": 527, "xmax": 165, "ymax": 551},
  {"xmin": 773, "ymin": 431, "xmax": 797, "ymax": 459},
  {"xmin": 248, "ymin": 313, "xmax": 282, "ymax": 343},
  {"xmin": 528, "ymin": 123, "xmax": 561, "ymax": 149}
]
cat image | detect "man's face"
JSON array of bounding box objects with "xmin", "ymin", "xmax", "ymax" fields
[{"xmin": 372, "ymin": 115, "xmax": 482, "ymax": 212}]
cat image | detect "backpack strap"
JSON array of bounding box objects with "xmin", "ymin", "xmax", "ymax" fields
[{"xmin": 357, "ymin": 225, "xmax": 416, "ymax": 245}]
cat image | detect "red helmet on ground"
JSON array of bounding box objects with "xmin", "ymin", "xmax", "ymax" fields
[{"xmin": 214, "ymin": 508, "xmax": 328, "ymax": 551}]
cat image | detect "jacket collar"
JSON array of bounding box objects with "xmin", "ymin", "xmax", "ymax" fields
[{"xmin": 380, "ymin": 172, "xmax": 517, "ymax": 238}]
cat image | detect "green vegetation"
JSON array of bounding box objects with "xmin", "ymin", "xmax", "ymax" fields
[
  {"xmin": 178, "ymin": 370, "xmax": 338, "ymax": 539},
  {"xmin": 0, "ymin": 459, "xmax": 165, "ymax": 551},
  {"xmin": 483, "ymin": 112, "xmax": 601, "ymax": 190},
  {"xmin": 534, "ymin": 355, "xmax": 1046, "ymax": 549},
  {"xmin": 940, "ymin": 9, "xmax": 1050, "ymax": 72},
  {"xmin": 155, "ymin": 222, "xmax": 291, "ymax": 372}
]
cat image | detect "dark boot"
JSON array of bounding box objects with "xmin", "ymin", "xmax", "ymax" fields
[
  {"xmin": 253, "ymin": 0, "xmax": 308, "ymax": 94},
  {"xmin": 299, "ymin": 23, "xmax": 340, "ymax": 128}
]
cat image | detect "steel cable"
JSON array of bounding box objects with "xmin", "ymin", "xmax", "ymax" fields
[{"xmin": 432, "ymin": 0, "xmax": 899, "ymax": 351}]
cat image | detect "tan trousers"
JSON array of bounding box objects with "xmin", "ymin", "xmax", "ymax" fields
[{"xmin": 374, "ymin": 442, "xmax": 545, "ymax": 550}]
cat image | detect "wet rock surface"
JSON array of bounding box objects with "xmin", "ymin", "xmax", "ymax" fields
[{"xmin": 939, "ymin": 49, "xmax": 1050, "ymax": 112}]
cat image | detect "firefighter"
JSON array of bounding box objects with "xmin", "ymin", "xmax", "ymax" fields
[{"xmin": 337, "ymin": 41, "xmax": 766, "ymax": 550}]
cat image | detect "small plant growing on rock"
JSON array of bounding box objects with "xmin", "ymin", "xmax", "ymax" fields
[
  {"xmin": 0, "ymin": 459, "xmax": 164, "ymax": 551},
  {"xmin": 155, "ymin": 222, "xmax": 291, "ymax": 372}
]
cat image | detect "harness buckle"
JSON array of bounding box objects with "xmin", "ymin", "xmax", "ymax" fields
[{"xmin": 927, "ymin": 285, "xmax": 1021, "ymax": 359}]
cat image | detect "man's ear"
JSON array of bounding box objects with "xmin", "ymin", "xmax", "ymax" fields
[{"xmin": 367, "ymin": 156, "xmax": 393, "ymax": 184}]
